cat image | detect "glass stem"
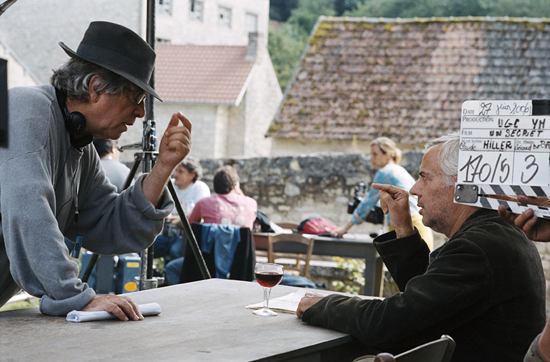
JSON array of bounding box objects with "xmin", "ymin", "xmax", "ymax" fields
[{"xmin": 263, "ymin": 287, "xmax": 272, "ymax": 310}]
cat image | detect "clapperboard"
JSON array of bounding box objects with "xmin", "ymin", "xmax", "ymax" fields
[{"xmin": 455, "ymin": 100, "xmax": 550, "ymax": 218}]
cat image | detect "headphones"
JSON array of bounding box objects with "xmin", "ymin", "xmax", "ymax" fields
[
  {"xmin": 63, "ymin": 107, "xmax": 87, "ymax": 136},
  {"xmin": 55, "ymin": 88, "xmax": 92, "ymax": 148}
]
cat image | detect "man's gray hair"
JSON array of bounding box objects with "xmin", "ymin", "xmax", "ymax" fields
[
  {"xmin": 425, "ymin": 132, "xmax": 460, "ymax": 187},
  {"xmin": 50, "ymin": 58, "xmax": 135, "ymax": 103}
]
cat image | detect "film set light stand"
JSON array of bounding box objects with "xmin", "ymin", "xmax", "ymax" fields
[
  {"xmin": 82, "ymin": 0, "xmax": 210, "ymax": 290},
  {"xmin": 454, "ymin": 99, "xmax": 550, "ymax": 218}
]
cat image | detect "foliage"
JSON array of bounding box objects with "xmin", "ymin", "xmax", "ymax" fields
[
  {"xmin": 287, "ymin": 0, "xmax": 336, "ymax": 37},
  {"xmin": 335, "ymin": 0, "xmax": 363, "ymax": 16},
  {"xmin": 268, "ymin": 23, "xmax": 308, "ymax": 91},
  {"xmin": 268, "ymin": 0, "xmax": 336, "ymax": 91},
  {"xmin": 332, "ymin": 257, "xmax": 365, "ymax": 295},
  {"xmin": 269, "ymin": 0, "xmax": 300, "ymax": 22},
  {"xmin": 344, "ymin": 0, "xmax": 550, "ymax": 18}
]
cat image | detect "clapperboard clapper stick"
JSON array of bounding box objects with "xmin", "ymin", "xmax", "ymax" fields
[{"xmin": 455, "ymin": 100, "xmax": 550, "ymax": 219}]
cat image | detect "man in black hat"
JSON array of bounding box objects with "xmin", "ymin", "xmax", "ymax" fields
[{"xmin": 0, "ymin": 21, "xmax": 191, "ymax": 320}]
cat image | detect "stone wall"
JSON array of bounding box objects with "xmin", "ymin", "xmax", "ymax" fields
[
  {"xmin": 192, "ymin": 152, "xmax": 550, "ymax": 310},
  {"xmin": 198, "ymin": 151, "xmax": 424, "ymax": 235}
]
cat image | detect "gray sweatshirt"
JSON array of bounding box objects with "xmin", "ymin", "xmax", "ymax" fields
[{"xmin": 0, "ymin": 85, "xmax": 172, "ymax": 315}]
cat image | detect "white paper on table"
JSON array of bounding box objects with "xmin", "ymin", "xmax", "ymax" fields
[
  {"xmin": 66, "ymin": 302, "xmax": 161, "ymax": 323},
  {"xmin": 246, "ymin": 289, "xmax": 311, "ymax": 314},
  {"xmin": 246, "ymin": 290, "xmax": 384, "ymax": 314}
]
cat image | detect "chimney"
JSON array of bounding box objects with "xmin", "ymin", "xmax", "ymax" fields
[{"xmin": 245, "ymin": 32, "xmax": 258, "ymax": 61}]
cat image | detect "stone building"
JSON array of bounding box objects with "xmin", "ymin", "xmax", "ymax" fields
[{"xmin": 122, "ymin": 0, "xmax": 282, "ymax": 161}]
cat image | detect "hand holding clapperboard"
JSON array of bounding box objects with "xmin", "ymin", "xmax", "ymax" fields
[{"xmin": 455, "ymin": 99, "xmax": 550, "ymax": 218}]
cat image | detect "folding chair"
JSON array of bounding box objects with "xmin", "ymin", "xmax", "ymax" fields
[{"xmin": 353, "ymin": 335, "xmax": 456, "ymax": 362}]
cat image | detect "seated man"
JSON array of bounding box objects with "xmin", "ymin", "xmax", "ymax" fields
[
  {"xmin": 154, "ymin": 157, "xmax": 210, "ymax": 263},
  {"xmin": 92, "ymin": 138, "xmax": 131, "ymax": 193},
  {"xmin": 297, "ymin": 132, "xmax": 546, "ymax": 361},
  {"xmin": 188, "ymin": 165, "xmax": 257, "ymax": 229},
  {"xmin": 163, "ymin": 165, "xmax": 257, "ymax": 284}
]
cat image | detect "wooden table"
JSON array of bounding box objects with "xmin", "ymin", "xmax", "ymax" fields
[
  {"xmin": 254, "ymin": 233, "xmax": 384, "ymax": 297},
  {"xmin": 0, "ymin": 279, "xmax": 369, "ymax": 362}
]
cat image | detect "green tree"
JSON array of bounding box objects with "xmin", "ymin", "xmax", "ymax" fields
[
  {"xmin": 335, "ymin": 0, "xmax": 362, "ymax": 16},
  {"xmin": 269, "ymin": 0, "xmax": 300, "ymax": 22},
  {"xmin": 287, "ymin": 0, "xmax": 336, "ymax": 37},
  {"xmin": 269, "ymin": 0, "xmax": 337, "ymax": 90},
  {"xmin": 268, "ymin": 23, "xmax": 307, "ymax": 91},
  {"xmin": 345, "ymin": 0, "xmax": 550, "ymax": 17}
]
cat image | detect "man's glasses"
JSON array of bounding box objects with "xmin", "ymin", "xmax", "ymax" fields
[
  {"xmin": 135, "ymin": 91, "xmax": 147, "ymax": 105},
  {"xmin": 125, "ymin": 88, "xmax": 147, "ymax": 106}
]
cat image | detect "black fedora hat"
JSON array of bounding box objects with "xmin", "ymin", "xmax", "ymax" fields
[{"xmin": 59, "ymin": 21, "xmax": 162, "ymax": 101}]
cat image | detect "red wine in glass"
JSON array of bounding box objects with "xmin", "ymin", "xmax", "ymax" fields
[
  {"xmin": 255, "ymin": 271, "xmax": 283, "ymax": 288},
  {"xmin": 253, "ymin": 263, "xmax": 284, "ymax": 317}
]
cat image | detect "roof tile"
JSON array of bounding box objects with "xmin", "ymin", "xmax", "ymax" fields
[{"xmin": 156, "ymin": 44, "xmax": 255, "ymax": 105}]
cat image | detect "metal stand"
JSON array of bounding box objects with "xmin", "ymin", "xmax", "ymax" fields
[{"xmin": 82, "ymin": 0, "xmax": 210, "ymax": 288}]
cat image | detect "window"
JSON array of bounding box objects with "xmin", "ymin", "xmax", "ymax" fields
[
  {"xmin": 218, "ymin": 6, "xmax": 232, "ymax": 28},
  {"xmin": 157, "ymin": 0, "xmax": 172, "ymax": 15},
  {"xmin": 245, "ymin": 13, "xmax": 258, "ymax": 33},
  {"xmin": 189, "ymin": 0, "xmax": 204, "ymax": 21}
]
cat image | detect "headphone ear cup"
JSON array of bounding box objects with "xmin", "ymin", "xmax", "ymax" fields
[{"xmin": 65, "ymin": 110, "xmax": 86, "ymax": 135}]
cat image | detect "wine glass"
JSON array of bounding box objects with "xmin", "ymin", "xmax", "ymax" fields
[{"xmin": 253, "ymin": 262, "xmax": 284, "ymax": 317}]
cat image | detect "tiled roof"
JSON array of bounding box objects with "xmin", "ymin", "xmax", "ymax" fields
[
  {"xmin": 268, "ymin": 16, "xmax": 550, "ymax": 146},
  {"xmin": 155, "ymin": 43, "xmax": 255, "ymax": 105}
]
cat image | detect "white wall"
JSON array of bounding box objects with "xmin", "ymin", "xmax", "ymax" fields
[
  {"xmin": 119, "ymin": 102, "xmax": 222, "ymax": 163},
  {"xmin": 156, "ymin": 0, "xmax": 269, "ymax": 47},
  {"xmin": 243, "ymin": 46, "xmax": 282, "ymax": 157}
]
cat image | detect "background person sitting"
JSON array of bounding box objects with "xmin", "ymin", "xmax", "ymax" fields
[
  {"xmin": 163, "ymin": 165, "xmax": 257, "ymax": 285},
  {"xmin": 333, "ymin": 137, "xmax": 433, "ymax": 249},
  {"xmin": 153, "ymin": 158, "xmax": 210, "ymax": 264},
  {"xmin": 188, "ymin": 165, "xmax": 257, "ymax": 228},
  {"xmin": 92, "ymin": 138, "xmax": 130, "ymax": 193}
]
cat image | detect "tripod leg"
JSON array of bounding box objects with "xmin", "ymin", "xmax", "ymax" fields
[
  {"xmin": 81, "ymin": 253, "xmax": 98, "ymax": 283},
  {"xmin": 167, "ymin": 181, "xmax": 211, "ymax": 280},
  {"xmin": 122, "ymin": 154, "xmax": 142, "ymax": 191}
]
